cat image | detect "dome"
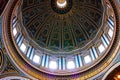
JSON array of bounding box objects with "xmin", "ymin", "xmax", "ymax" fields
[
  {"xmin": 2, "ymin": 0, "xmax": 119, "ymax": 79},
  {"xmin": 21, "ymin": 0, "xmax": 103, "ymax": 53}
]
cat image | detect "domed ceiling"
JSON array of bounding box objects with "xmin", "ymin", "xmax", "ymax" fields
[{"xmin": 22, "ymin": 0, "xmax": 103, "ymax": 53}]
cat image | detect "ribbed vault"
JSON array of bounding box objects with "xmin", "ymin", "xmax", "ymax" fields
[{"xmin": 22, "ymin": 0, "xmax": 103, "ymax": 52}]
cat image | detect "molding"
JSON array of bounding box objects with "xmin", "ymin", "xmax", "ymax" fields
[{"xmin": 102, "ymin": 62, "xmax": 120, "ymax": 80}]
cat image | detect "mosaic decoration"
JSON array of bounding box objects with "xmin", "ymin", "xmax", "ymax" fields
[{"xmin": 2, "ymin": 59, "xmax": 18, "ymax": 74}]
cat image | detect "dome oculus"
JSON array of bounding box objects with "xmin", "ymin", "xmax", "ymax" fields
[
  {"xmin": 51, "ymin": 0, "xmax": 72, "ymax": 14},
  {"xmin": 57, "ymin": 0, "xmax": 67, "ymax": 8}
]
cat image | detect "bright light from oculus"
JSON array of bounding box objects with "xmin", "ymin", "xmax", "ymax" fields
[
  {"xmin": 67, "ymin": 61, "xmax": 75, "ymax": 69},
  {"xmin": 57, "ymin": 0, "xmax": 67, "ymax": 8},
  {"xmin": 49, "ymin": 61, "xmax": 58, "ymax": 70}
]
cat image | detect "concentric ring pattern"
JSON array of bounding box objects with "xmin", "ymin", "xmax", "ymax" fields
[{"xmin": 22, "ymin": 0, "xmax": 103, "ymax": 53}]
